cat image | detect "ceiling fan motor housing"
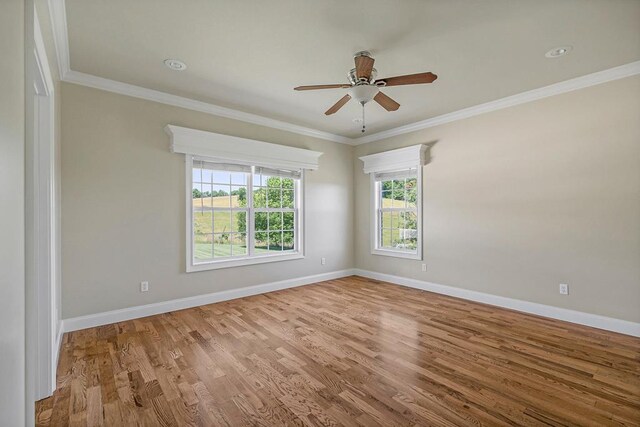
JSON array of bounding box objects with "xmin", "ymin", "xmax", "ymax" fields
[{"xmin": 348, "ymin": 67, "xmax": 377, "ymax": 84}]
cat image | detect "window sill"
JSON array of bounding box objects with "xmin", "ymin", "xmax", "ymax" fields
[
  {"xmin": 187, "ymin": 252, "xmax": 304, "ymax": 272},
  {"xmin": 371, "ymin": 248, "xmax": 422, "ymax": 260}
]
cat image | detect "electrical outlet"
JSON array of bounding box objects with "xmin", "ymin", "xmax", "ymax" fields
[
  {"xmin": 321, "ymin": 257, "xmax": 326, "ymax": 265},
  {"xmin": 421, "ymin": 263, "xmax": 427, "ymax": 272},
  {"xmin": 140, "ymin": 281, "xmax": 149, "ymax": 292},
  {"xmin": 559, "ymin": 283, "xmax": 569, "ymax": 295}
]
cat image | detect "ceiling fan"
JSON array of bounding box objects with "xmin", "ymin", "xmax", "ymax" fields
[{"xmin": 294, "ymin": 51, "xmax": 437, "ymax": 132}]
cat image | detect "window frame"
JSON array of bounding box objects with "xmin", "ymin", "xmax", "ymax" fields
[
  {"xmin": 370, "ymin": 167, "xmax": 423, "ymax": 260},
  {"xmin": 186, "ymin": 155, "xmax": 305, "ymax": 272}
]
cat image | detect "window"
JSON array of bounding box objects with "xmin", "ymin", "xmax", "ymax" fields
[
  {"xmin": 359, "ymin": 144, "xmax": 426, "ymax": 260},
  {"xmin": 189, "ymin": 157, "xmax": 303, "ymax": 271},
  {"xmin": 372, "ymin": 169, "xmax": 422, "ymax": 259}
]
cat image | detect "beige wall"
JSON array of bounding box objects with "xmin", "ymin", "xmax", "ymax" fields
[
  {"xmin": 61, "ymin": 83, "xmax": 354, "ymax": 318},
  {"xmin": 61, "ymin": 75, "xmax": 639, "ymax": 324},
  {"xmin": 0, "ymin": 0, "xmax": 26, "ymax": 423},
  {"xmin": 354, "ymin": 76, "xmax": 640, "ymax": 323}
]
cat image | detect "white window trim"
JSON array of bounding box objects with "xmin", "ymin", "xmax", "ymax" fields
[
  {"xmin": 360, "ymin": 144, "xmax": 427, "ymax": 260},
  {"xmin": 166, "ymin": 124, "xmax": 323, "ymax": 170},
  {"xmin": 185, "ymin": 155, "xmax": 306, "ymax": 272},
  {"xmin": 167, "ymin": 125, "xmax": 321, "ymax": 272},
  {"xmin": 369, "ymin": 168, "xmax": 423, "ymax": 260}
]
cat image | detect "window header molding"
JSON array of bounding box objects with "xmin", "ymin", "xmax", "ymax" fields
[
  {"xmin": 359, "ymin": 144, "xmax": 428, "ymax": 174},
  {"xmin": 165, "ymin": 124, "xmax": 323, "ymax": 170}
]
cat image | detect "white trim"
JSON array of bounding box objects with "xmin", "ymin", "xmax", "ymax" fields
[
  {"xmin": 63, "ymin": 70, "xmax": 352, "ymax": 145},
  {"xmin": 370, "ymin": 170, "xmax": 423, "ymax": 261},
  {"xmin": 353, "ymin": 269, "xmax": 640, "ymax": 338},
  {"xmin": 47, "ymin": 0, "xmax": 352, "ymax": 145},
  {"xmin": 54, "ymin": 320, "xmax": 63, "ymax": 373},
  {"xmin": 185, "ymin": 156, "xmax": 306, "ymax": 272},
  {"xmin": 46, "ymin": 0, "xmax": 640, "ymax": 147},
  {"xmin": 60, "ymin": 269, "xmax": 640, "ymax": 337},
  {"xmin": 29, "ymin": 9, "xmax": 58, "ymax": 401},
  {"xmin": 356, "ymin": 61, "xmax": 640, "ymax": 144},
  {"xmin": 167, "ymin": 124, "xmax": 323, "ymax": 171},
  {"xmin": 190, "ymin": 253, "xmax": 305, "ymax": 272},
  {"xmin": 61, "ymin": 270, "xmax": 355, "ymax": 332},
  {"xmin": 362, "ymin": 145, "xmax": 425, "ymax": 260},
  {"xmin": 48, "ymin": 0, "xmax": 70, "ymax": 79},
  {"xmin": 359, "ymin": 144, "xmax": 428, "ymax": 174}
]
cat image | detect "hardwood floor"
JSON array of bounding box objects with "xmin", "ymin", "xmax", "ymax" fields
[{"xmin": 36, "ymin": 276, "xmax": 640, "ymax": 426}]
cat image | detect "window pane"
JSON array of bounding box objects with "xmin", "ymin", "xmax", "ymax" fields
[
  {"xmin": 192, "ymin": 166, "xmax": 202, "ymax": 183},
  {"xmin": 200, "ymin": 184, "xmax": 212, "ymax": 200},
  {"xmin": 231, "ymin": 233, "xmax": 247, "ymax": 256},
  {"xmin": 213, "ymin": 171, "xmax": 230, "ymax": 184},
  {"xmin": 194, "ymin": 234, "xmax": 212, "ymax": 260},
  {"xmin": 381, "ymin": 190, "xmax": 393, "ymax": 208},
  {"xmin": 255, "ymin": 212, "xmax": 268, "ymax": 231},
  {"xmin": 213, "ymin": 233, "xmax": 232, "ymax": 257},
  {"xmin": 255, "ymin": 231, "xmax": 269, "ymax": 253},
  {"xmin": 201, "ymin": 168, "xmax": 213, "ymax": 183},
  {"xmin": 283, "ymin": 231, "xmax": 295, "ymax": 250},
  {"xmin": 268, "ymin": 231, "xmax": 283, "ymax": 251},
  {"xmin": 381, "ymin": 211, "xmax": 392, "ymax": 228},
  {"xmin": 194, "ymin": 211, "xmax": 213, "ymax": 235},
  {"xmin": 282, "ymin": 190, "xmax": 294, "ymax": 208},
  {"xmin": 253, "ymin": 187, "xmax": 266, "ymax": 208},
  {"xmin": 282, "ymin": 178, "xmax": 294, "ymax": 189},
  {"xmin": 230, "ymin": 186, "xmax": 247, "ymax": 208},
  {"xmin": 211, "ymin": 185, "xmax": 230, "ymax": 207},
  {"xmin": 230, "ymin": 172, "xmax": 246, "ymax": 186},
  {"xmin": 381, "ymin": 229, "xmax": 393, "ymax": 249},
  {"xmin": 267, "ymin": 188, "xmax": 281, "ymax": 208},
  {"xmin": 268, "ymin": 212, "xmax": 283, "ymax": 230},
  {"xmin": 192, "ymin": 164, "xmax": 302, "ymax": 265},
  {"xmin": 267, "ymin": 176, "xmax": 281, "ymax": 188},
  {"xmin": 392, "ymin": 212, "xmax": 401, "ymax": 229},
  {"xmin": 406, "ymin": 185, "xmax": 417, "ymax": 209},
  {"xmin": 282, "ymin": 212, "xmax": 294, "ymax": 230},
  {"xmin": 213, "ymin": 211, "xmax": 232, "ymax": 233},
  {"xmin": 403, "ymin": 211, "xmax": 418, "ymax": 230},
  {"xmin": 234, "ymin": 211, "xmax": 247, "ymax": 234}
]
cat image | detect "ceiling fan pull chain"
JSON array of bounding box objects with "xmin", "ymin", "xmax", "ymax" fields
[{"xmin": 362, "ymin": 102, "xmax": 366, "ymax": 133}]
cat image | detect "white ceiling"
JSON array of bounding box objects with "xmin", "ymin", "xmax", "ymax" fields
[{"xmin": 65, "ymin": 0, "xmax": 640, "ymax": 138}]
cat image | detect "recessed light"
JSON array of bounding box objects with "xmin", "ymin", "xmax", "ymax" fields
[
  {"xmin": 545, "ymin": 46, "xmax": 572, "ymax": 58},
  {"xmin": 164, "ymin": 59, "xmax": 187, "ymax": 71}
]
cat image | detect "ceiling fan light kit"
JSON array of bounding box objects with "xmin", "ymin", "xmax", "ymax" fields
[
  {"xmin": 294, "ymin": 51, "xmax": 437, "ymax": 132},
  {"xmin": 350, "ymin": 84, "xmax": 379, "ymax": 104}
]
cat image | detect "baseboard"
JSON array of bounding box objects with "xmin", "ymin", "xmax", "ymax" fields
[
  {"xmin": 61, "ymin": 269, "xmax": 355, "ymax": 332},
  {"xmin": 54, "ymin": 320, "xmax": 63, "ymax": 364},
  {"xmin": 353, "ymin": 269, "xmax": 640, "ymax": 337},
  {"xmin": 61, "ymin": 268, "xmax": 639, "ymax": 337}
]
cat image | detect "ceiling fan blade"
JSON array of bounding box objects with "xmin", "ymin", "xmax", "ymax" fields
[
  {"xmin": 355, "ymin": 55, "xmax": 375, "ymax": 80},
  {"xmin": 294, "ymin": 84, "xmax": 351, "ymax": 91},
  {"xmin": 378, "ymin": 72, "xmax": 437, "ymax": 87},
  {"xmin": 374, "ymin": 91, "xmax": 400, "ymax": 111},
  {"xmin": 325, "ymin": 94, "xmax": 351, "ymax": 115}
]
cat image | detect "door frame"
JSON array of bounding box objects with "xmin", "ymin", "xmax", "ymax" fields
[{"xmin": 27, "ymin": 8, "xmax": 58, "ymax": 401}]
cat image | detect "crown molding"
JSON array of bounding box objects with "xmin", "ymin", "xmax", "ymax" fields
[
  {"xmin": 48, "ymin": 0, "xmax": 640, "ymax": 148},
  {"xmin": 61, "ymin": 69, "xmax": 353, "ymax": 144},
  {"xmin": 46, "ymin": 0, "xmax": 354, "ymax": 145},
  {"xmin": 355, "ymin": 60, "xmax": 640, "ymax": 144}
]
